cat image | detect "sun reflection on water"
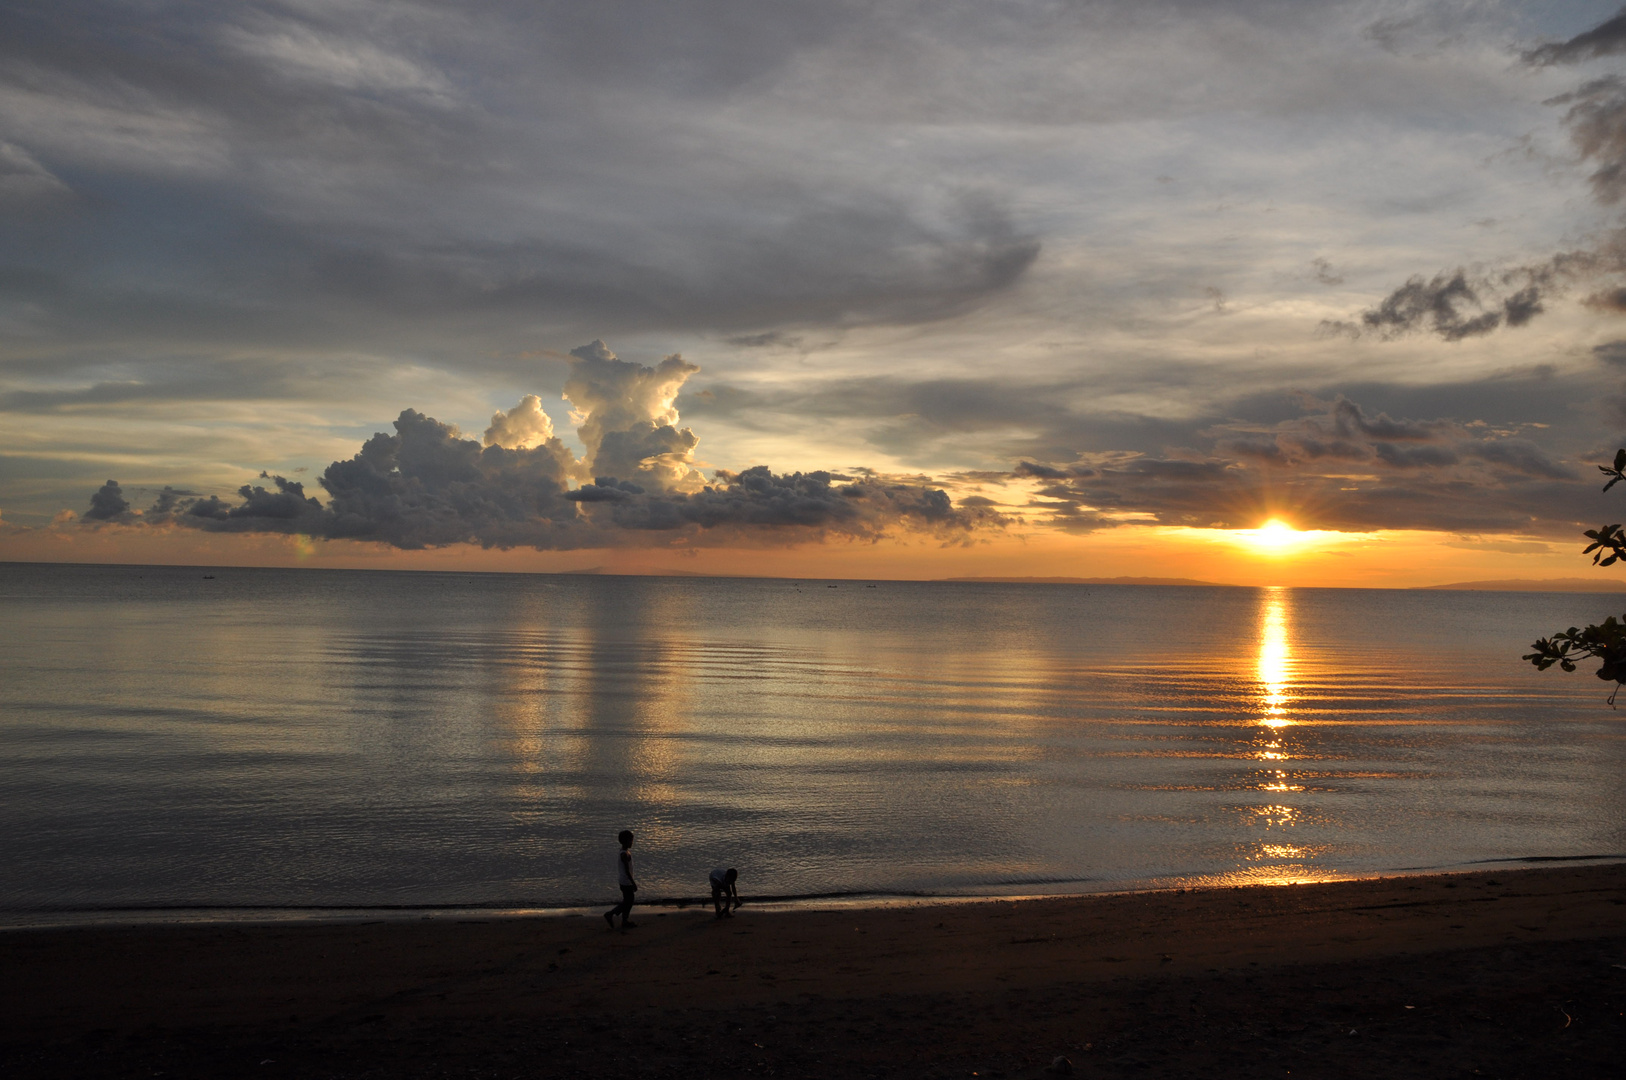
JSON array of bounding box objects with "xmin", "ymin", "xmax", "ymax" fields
[{"xmin": 1257, "ymin": 588, "xmax": 1293, "ymax": 728}]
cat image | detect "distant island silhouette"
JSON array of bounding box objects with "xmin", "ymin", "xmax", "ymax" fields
[
  {"xmin": 1414, "ymin": 578, "xmax": 1626, "ymax": 593},
  {"xmin": 942, "ymin": 576, "xmax": 1230, "ymax": 586}
]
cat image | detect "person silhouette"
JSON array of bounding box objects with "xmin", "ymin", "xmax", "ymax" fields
[
  {"xmin": 604, "ymin": 830, "xmax": 637, "ymax": 930},
  {"xmin": 709, "ymin": 866, "xmax": 739, "ymax": 918}
]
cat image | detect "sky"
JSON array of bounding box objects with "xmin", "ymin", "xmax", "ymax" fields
[{"xmin": 9, "ymin": 1, "xmax": 1626, "ymax": 585}]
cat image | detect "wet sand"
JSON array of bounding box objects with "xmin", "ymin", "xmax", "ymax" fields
[{"xmin": 3, "ymin": 864, "xmax": 1623, "ymax": 1078}]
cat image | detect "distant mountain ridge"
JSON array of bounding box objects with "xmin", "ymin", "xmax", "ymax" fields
[
  {"xmin": 942, "ymin": 575, "xmax": 1230, "ymax": 586},
  {"xmin": 1415, "ymin": 578, "xmax": 1626, "ymax": 593}
]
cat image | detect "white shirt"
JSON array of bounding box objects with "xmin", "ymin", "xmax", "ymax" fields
[{"xmin": 710, "ymin": 867, "xmax": 731, "ymax": 886}]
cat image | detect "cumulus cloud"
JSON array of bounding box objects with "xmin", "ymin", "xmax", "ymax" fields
[
  {"xmin": 88, "ymin": 341, "xmax": 994, "ymax": 549},
  {"xmin": 482, "ymin": 394, "xmax": 556, "ymax": 451},
  {"xmin": 310, "ymin": 410, "xmax": 579, "ymax": 548},
  {"xmin": 561, "ymin": 341, "xmax": 702, "ymax": 491},
  {"xmin": 83, "ymin": 480, "xmax": 130, "ymax": 521},
  {"xmin": 580, "ymin": 465, "xmax": 985, "ymax": 538}
]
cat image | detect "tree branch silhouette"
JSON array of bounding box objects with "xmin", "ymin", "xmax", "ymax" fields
[{"xmin": 1525, "ymin": 448, "xmax": 1626, "ymax": 705}]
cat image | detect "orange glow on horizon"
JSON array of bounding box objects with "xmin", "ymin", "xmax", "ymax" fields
[{"xmin": 0, "ymin": 514, "xmax": 1596, "ymax": 590}]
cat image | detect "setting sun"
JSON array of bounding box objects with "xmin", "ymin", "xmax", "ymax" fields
[{"xmin": 1244, "ymin": 519, "xmax": 1305, "ymax": 553}]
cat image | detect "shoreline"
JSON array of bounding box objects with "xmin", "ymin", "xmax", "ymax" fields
[
  {"xmin": 3, "ymin": 862, "xmax": 1622, "ymax": 1078},
  {"xmin": 7, "ymin": 853, "xmax": 1624, "ymax": 932}
]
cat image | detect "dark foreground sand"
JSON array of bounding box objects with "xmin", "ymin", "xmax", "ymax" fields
[{"xmin": 3, "ymin": 864, "xmax": 1624, "ymax": 1079}]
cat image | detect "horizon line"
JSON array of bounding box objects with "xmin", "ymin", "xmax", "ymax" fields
[{"xmin": 5, "ymin": 559, "xmax": 1626, "ymax": 594}]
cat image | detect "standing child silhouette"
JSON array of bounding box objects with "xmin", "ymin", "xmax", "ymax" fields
[{"xmin": 604, "ymin": 830, "xmax": 637, "ymax": 930}]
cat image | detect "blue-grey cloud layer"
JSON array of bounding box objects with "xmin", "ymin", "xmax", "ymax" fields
[{"xmin": 7, "ymin": 2, "xmax": 1626, "ymax": 546}]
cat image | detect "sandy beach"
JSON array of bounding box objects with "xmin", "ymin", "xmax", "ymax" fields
[{"xmin": 3, "ymin": 863, "xmax": 1623, "ymax": 1078}]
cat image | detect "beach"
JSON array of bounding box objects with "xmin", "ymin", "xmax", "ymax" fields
[{"xmin": 3, "ymin": 863, "xmax": 1623, "ymax": 1078}]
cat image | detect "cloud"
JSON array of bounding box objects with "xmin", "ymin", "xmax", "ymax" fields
[
  {"xmin": 1586, "ymin": 285, "xmax": 1626, "ymax": 312},
  {"xmin": 1594, "ymin": 338, "xmax": 1626, "ymax": 364},
  {"xmin": 1545, "ymin": 75, "xmax": 1626, "ymax": 205},
  {"xmin": 306, "ymin": 410, "xmax": 580, "ymax": 549},
  {"xmin": 482, "ymin": 394, "xmax": 556, "ymax": 451},
  {"xmin": 1332, "ymin": 258, "xmax": 1595, "ymax": 342},
  {"xmin": 149, "ymin": 486, "xmax": 200, "ymax": 514},
  {"xmin": 90, "ymin": 341, "xmax": 994, "ymax": 550},
  {"xmin": 3, "ymin": 1, "xmax": 1619, "ymax": 551},
  {"xmin": 0, "ymin": 139, "xmax": 68, "ymax": 201},
  {"xmin": 1523, "ymin": 8, "xmax": 1626, "ymax": 66},
  {"xmin": 561, "ymin": 341, "xmax": 702, "ymax": 491},
  {"xmin": 1337, "ymin": 10, "xmax": 1626, "ymax": 341},
  {"xmin": 0, "ymin": 1, "xmax": 1043, "ymax": 362},
  {"xmin": 83, "ymin": 479, "xmax": 129, "ymax": 521},
  {"xmin": 0, "ymin": 356, "xmax": 327, "ymax": 414},
  {"xmin": 219, "ymin": 18, "xmax": 458, "ymax": 100},
  {"xmin": 1351, "ymin": 270, "xmax": 1505, "ymax": 341},
  {"xmin": 589, "ymin": 465, "xmax": 989, "ymax": 539},
  {"xmin": 1001, "ymin": 395, "xmax": 1590, "ymax": 536},
  {"xmin": 1310, "ymin": 257, "xmax": 1343, "ymax": 286}
]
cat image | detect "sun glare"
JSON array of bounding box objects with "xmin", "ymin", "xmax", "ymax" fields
[{"xmin": 1245, "ymin": 519, "xmax": 1303, "ymax": 553}]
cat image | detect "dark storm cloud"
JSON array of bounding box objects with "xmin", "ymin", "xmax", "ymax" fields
[
  {"xmin": 999, "ymin": 395, "xmax": 1596, "ymax": 536},
  {"xmin": 86, "ymin": 342, "xmax": 992, "ymax": 549}
]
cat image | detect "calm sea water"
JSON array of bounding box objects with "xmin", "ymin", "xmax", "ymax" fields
[{"xmin": 2, "ymin": 562, "xmax": 1623, "ymax": 922}]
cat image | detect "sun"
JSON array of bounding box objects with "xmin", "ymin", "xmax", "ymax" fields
[{"xmin": 1246, "ymin": 519, "xmax": 1303, "ymax": 553}]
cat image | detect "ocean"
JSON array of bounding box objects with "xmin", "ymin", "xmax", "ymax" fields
[{"xmin": 1, "ymin": 562, "xmax": 1622, "ymax": 923}]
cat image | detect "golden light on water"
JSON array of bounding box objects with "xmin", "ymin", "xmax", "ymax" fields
[
  {"xmin": 1257, "ymin": 588, "xmax": 1293, "ymax": 728},
  {"xmin": 1210, "ymin": 588, "xmax": 1329, "ymax": 889}
]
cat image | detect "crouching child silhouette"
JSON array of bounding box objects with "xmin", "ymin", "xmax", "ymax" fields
[
  {"xmin": 605, "ymin": 830, "xmax": 637, "ymax": 930},
  {"xmin": 709, "ymin": 866, "xmax": 739, "ymax": 918}
]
